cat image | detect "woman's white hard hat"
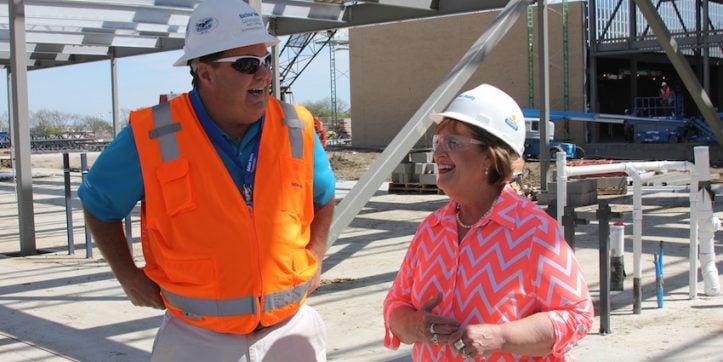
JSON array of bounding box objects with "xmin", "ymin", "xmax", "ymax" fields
[
  {"xmin": 174, "ymin": 0, "xmax": 280, "ymax": 66},
  {"xmin": 430, "ymin": 84, "xmax": 526, "ymax": 157}
]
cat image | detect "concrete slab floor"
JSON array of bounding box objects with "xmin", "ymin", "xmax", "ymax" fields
[{"xmin": 0, "ymin": 176, "xmax": 720, "ymax": 361}]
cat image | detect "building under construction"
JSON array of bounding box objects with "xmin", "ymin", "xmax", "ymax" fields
[{"xmin": 348, "ymin": 0, "xmax": 721, "ymax": 162}]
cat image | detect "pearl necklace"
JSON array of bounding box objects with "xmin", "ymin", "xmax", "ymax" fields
[
  {"xmin": 455, "ymin": 202, "xmax": 494, "ymax": 229},
  {"xmin": 455, "ymin": 205, "xmax": 475, "ymax": 229}
]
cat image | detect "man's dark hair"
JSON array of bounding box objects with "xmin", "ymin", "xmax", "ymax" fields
[{"xmin": 190, "ymin": 51, "xmax": 223, "ymax": 88}]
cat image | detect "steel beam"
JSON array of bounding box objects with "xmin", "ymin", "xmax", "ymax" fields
[
  {"xmin": 269, "ymin": 0, "xmax": 510, "ymax": 35},
  {"xmin": 595, "ymin": 33, "xmax": 723, "ymax": 53},
  {"xmin": 633, "ymin": 0, "xmax": 722, "ymax": 146},
  {"xmin": 327, "ymin": 0, "xmax": 531, "ymax": 247}
]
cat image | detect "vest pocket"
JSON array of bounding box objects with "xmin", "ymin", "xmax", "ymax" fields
[
  {"xmin": 144, "ymin": 228, "xmax": 217, "ymax": 293},
  {"xmin": 162, "ymin": 257, "xmax": 217, "ymax": 290},
  {"xmin": 278, "ymin": 157, "xmax": 311, "ymax": 218},
  {"xmin": 156, "ymin": 158, "xmax": 196, "ymax": 216}
]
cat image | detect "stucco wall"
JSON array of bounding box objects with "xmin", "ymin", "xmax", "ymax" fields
[{"xmin": 349, "ymin": 3, "xmax": 587, "ymax": 148}]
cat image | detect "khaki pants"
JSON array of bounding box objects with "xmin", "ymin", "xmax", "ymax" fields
[{"xmin": 151, "ymin": 305, "xmax": 326, "ymax": 362}]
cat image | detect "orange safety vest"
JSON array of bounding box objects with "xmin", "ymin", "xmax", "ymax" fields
[{"xmin": 130, "ymin": 94, "xmax": 316, "ymax": 334}]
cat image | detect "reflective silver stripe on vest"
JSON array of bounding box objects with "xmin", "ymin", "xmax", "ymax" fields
[
  {"xmin": 280, "ymin": 102, "xmax": 305, "ymax": 160},
  {"xmin": 149, "ymin": 102, "xmax": 181, "ymax": 163},
  {"xmin": 263, "ymin": 279, "xmax": 311, "ymax": 312},
  {"xmin": 162, "ymin": 289, "xmax": 257, "ymax": 317},
  {"xmin": 162, "ymin": 281, "xmax": 309, "ymax": 317}
]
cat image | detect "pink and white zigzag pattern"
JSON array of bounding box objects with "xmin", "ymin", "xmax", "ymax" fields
[{"xmin": 384, "ymin": 187, "xmax": 593, "ymax": 361}]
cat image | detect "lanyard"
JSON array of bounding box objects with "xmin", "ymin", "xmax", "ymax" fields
[
  {"xmin": 190, "ymin": 90, "xmax": 262, "ymax": 206},
  {"xmin": 242, "ymin": 144, "xmax": 259, "ymax": 205}
]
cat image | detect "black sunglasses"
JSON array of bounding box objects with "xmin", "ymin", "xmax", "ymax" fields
[{"xmin": 213, "ymin": 53, "xmax": 272, "ymax": 74}]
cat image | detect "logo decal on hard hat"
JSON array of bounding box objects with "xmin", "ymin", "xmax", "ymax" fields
[
  {"xmin": 504, "ymin": 114, "xmax": 519, "ymax": 131},
  {"xmin": 239, "ymin": 12, "xmax": 259, "ymax": 20},
  {"xmin": 194, "ymin": 17, "xmax": 217, "ymax": 34},
  {"xmin": 238, "ymin": 11, "xmax": 264, "ymax": 32}
]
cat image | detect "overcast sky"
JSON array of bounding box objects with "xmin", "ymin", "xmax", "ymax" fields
[{"xmin": 0, "ymin": 38, "xmax": 350, "ymax": 122}]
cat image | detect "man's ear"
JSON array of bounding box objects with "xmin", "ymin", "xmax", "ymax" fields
[{"xmin": 195, "ymin": 62, "xmax": 214, "ymax": 86}]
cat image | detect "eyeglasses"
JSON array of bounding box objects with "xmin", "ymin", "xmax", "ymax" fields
[
  {"xmin": 432, "ymin": 134, "xmax": 485, "ymax": 153},
  {"xmin": 213, "ymin": 53, "xmax": 272, "ymax": 74}
]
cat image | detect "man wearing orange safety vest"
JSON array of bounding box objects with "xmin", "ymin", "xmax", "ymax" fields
[{"xmin": 78, "ymin": 0, "xmax": 336, "ymax": 360}]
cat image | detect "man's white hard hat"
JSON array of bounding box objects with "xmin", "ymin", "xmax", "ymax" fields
[
  {"xmin": 430, "ymin": 84, "xmax": 526, "ymax": 157},
  {"xmin": 174, "ymin": 0, "xmax": 280, "ymax": 66}
]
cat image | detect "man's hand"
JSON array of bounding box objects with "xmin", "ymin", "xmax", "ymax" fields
[
  {"xmin": 84, "ymin": 209, "xmax": 165, "ymax": 310},
  {"xmin": 117, "ymin": 267, "xmax": 165, "ymax": 309},
  {"xmin": 307, "ymin": 244, "xmax": 324, "ymax": 294},
  {"xmin": 307, "ymin": 197, "xmax": 335, "ymax": 294}
]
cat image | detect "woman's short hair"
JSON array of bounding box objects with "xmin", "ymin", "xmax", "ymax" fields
[{"xmin": 436, "ymin": 118, "xmax": 519, "ymax": 185}]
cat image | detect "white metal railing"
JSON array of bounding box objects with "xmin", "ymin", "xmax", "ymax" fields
[
  {"xmin": 554, "ymin": 146, "xmax": 720, "ymax": 310},
  {"xmin": 596, "ymin": 0, "xmax": 723, "ymax": 57}
]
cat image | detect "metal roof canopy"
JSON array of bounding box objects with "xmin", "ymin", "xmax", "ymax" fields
[
  {"xmin": 5, "ymin": 0, "xmax": 721, "ymax": 258},
  {"xmin": 4, "ymin": 0, "xmax": 512, "ymax": 255},
  {"xmin": 1, "ymin": 0, "xmax": 512, "ymax": 70}
]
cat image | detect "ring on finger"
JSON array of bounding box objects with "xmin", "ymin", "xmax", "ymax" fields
[
  {"xmin": 461, "ymin": 347, "xmax": 471, "ymax": 358},
  {"xmin": 431, "ymin": 333, "xmax": 439, "ymax": 345},
  {"xmin": 429, "ymin": 322, "xmax": 437, "ymax": 334},
  {"xmin": 454, "ymin": 338, "xmax": 466, "ymax": 351}
]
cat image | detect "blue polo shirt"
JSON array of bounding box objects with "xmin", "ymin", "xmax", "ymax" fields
[{"xmin": 78, "ymin": 90, "xmax": 336, "ymax": 222}]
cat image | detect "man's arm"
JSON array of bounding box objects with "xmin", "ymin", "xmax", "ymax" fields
[
  {"xmin": 306, "ymin": 197, "xmax": 335, "ymax": 293},
  {"xmin": 84, "ymin": 209, "xmax": 165, "ymax": 309}
]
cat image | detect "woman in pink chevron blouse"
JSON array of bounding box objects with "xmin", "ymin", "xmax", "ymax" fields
[{"xmin": 383, "ymin": 84, "xmax": 594, "ymax": 361}]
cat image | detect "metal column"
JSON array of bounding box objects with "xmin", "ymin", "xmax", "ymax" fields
[
  {"xmin": 272, "ymin": 40, "xmax": 281, "ymax": 99},
  {"xmin": 9, "ymin": 0, "xmax": 36, "ymax": 255},
  {"xmin": 110, "ymin": 48, "xmax": 120, "ymax": 137},
  {"xmin": 597, "ymin": 201, "xmax": 612, "ymax": 335},
  {"xmin": 629, "ymin": 0, "xmax": 638, "ymax": 113},
  {"xmin": 587, "ymin": 0, "xmax": 599, "ymax": 143},
  {"xmin": 538, "ymin": 0, "xmax": 550, "ymax": 192},
  {"xmin": 63, "ymin": 153, "xmax": 75, "ymax": 255},
  {"xmin": 81, "ymin": 154, "xmax": 92, "ymax": 258},
  {"xmin": 6, "ymin": 69, "xmax": 15, "ymax": 172},
  {"xmin": 561, "ymin": 205, "xmax": 577, "ymax": 250},
  {"xmin": 702, "ymin": 0, "xmax": 710, "ymax": 94},
  {"xmin": 327, "ymin": 0, "xmax": 532, "ymax": 246}
]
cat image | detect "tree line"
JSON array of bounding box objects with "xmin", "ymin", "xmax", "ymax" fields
[
  {"xmin": 0, "ymin": 97, "xmax": 349, "ymax": 139},
  {"xmin": 0, "ymin": 109, "xmax": 125, "ymax": 140},
  {"xmin": 300, "ymin": 97, "xmax": 350, "ymax": 120}
]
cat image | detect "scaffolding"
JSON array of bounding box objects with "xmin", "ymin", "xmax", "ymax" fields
[{"xmin": 276, "ymin": 31, "xmax": 335, "ymax": 99}]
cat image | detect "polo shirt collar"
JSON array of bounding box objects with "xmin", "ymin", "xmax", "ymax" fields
[{"xmin": 429, "ymin": 185, "xmax": 520, "ymax": 231}]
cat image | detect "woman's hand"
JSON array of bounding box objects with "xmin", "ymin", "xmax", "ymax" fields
[
  {"xmin": 449, "ymin": 323, "xmax": 503, "ymax": 359},
  {"xmin": 417, "ymin": 293, "xmax": 460, "ymax": 346},
  {"xmin": 389, "ymin": 293, "xmax": 461, "ymax": 345}
]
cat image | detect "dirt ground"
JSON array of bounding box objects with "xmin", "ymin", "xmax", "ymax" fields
[{"xmin": 1, "ymin": 149, "xmax": 718, "ymax": 192}]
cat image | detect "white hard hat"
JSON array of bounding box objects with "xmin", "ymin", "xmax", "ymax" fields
[
  {"xmin": 174, "ymin": 0, "xmax": 280, "ymax": 66},
  {"xmin": 430, "ymin": 84, "xmax": 526, "ymax": 157}
]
